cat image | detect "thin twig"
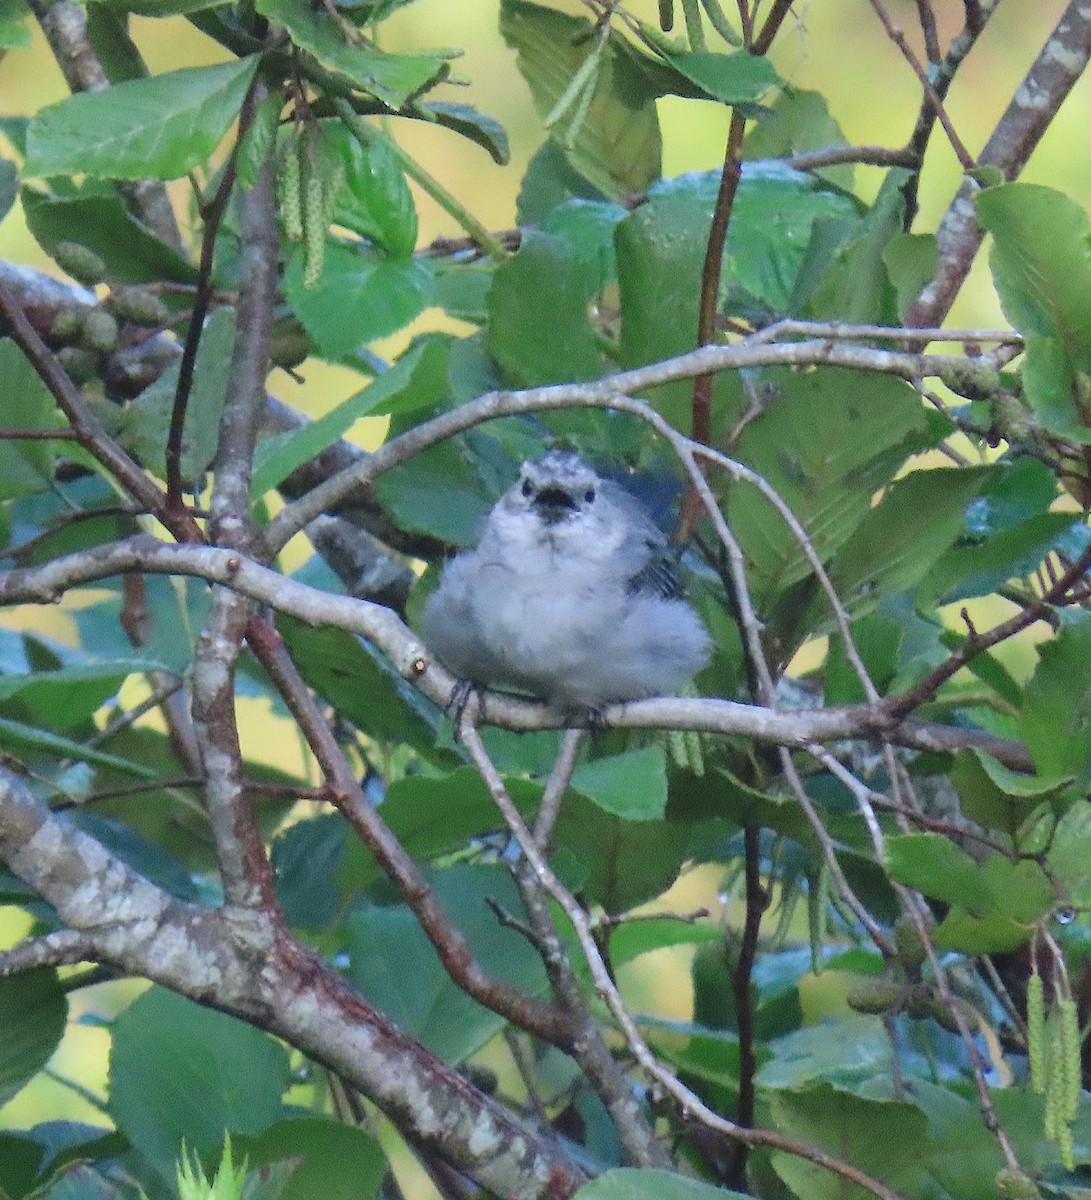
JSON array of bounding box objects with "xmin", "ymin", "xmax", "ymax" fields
[
  {"xmin": 460, "ymin": 724, "xmax": 907, "ymax": 1200},
  {"xmin": 867, "ymin": 0, "xmax": 976, "ymax": 170}
]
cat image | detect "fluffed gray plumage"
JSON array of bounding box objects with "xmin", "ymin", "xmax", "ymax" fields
[{"xmin": 422, "ymin": 451, "xmax": 711, "ymax": 708}]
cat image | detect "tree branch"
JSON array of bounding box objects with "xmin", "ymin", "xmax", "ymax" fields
[
  {"xmin": 0, "ymin": 534, "xmax": 1034, "ymax": 769},
  {"xmin": 0, "ymin": 765, "xmax": 588, "ymax": 1200},
  {"xmin": 907, "ymin": 1, "xmax": 1091, "ymax": 326}
]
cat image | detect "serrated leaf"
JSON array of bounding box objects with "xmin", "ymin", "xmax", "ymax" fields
[
  {"xmin": 276, "ymin": 614, "xmax": 440, "ymax": 752},
  {"xmin": 114, "ymin": 307, "xmax": 234, "ymax": 483},
  {"xmin": 23, "ymin": 184, "xmax": 198, "ymax": 284},
  {"xmin": 237, "ymin": 1116, "xmax": 386, "ymax": 1200},
  {"xmin": 743, "ymin": 87, "xmax": 852, "ymax": 190},
  {"xmin": 1020, "ymin": 614, "xmax": 1091, "ymax": 779},
  {"xmin": 109, "ymin": 987, "xmax": 290, "ymax": 1183},
  {"xmin": 0, "ymin": 716, "xmax": 158, "ymax": 778},
  {"xmin": 825, "ymin": 465, "xmax": 993, "ymax": 611},
  {"xmin": 570, "ymin": 747, "xmax": 668, "ymax": 820},
  {"xmin": 322, "ymin": 122, "xmax": 417, "ymax": 256},
  {"xmin": 0, "ymin": 339, "xmax": 56, "ymax": 499},
  {"xmin": 487, "ymin": 230, "xmax": 606, "ymax": 386},
  {"xmin": 345, "ymin": 865, "xmax": 548, "ymax": 1062},
  {"xmin": 644, "ymin": 45, "xmax": 778, "ymax": 106},
  {"xmin": 0, "ymin": 969, "xmax": 67, "ymax": 1108},
  {"xmin": 0, "ymin": 659, "xmax": 155, "ymax": 730},
  {"xmin": 727, "ymin": 368, "xmax": 932, "ymax": 608},
  {"xmin": 416, "ymin": 100, "xmax": 509, "ymax": 165},
  {"xmin": 501, "ymin": 0, "xmax": 661, "ymax": 199},
  {"xmin": 255, "ymin": 0, "xmax": 448, "ymax": 108},
  {"xmin": 26, "ymin": 57, "xmax": 260, "ymax": 181},
  {"xmin": 977, "ymin": 183, "xmax": 1091, "ymax": 372},
  {"xmin": 576, "ymin": 1169, "xmax": 746, "ymax": 1200},
  {"xmin": 252, "ymin": 337, "xmax": 446, "ymax": 498},
  {"xmin": 283, "ymin": 240, "xmax": 432, "ymax": 359}
]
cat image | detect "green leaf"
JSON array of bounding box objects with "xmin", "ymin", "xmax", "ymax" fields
[
  {"xmin": 884, "ymin": 832, "xmax": 990, "ymax": 906},
  {"xmin": 255, "ymin": 0, "xmax": 449, "ymax": 107},
  {"xmin": 0, "ymin": 1131, "xmax": 42, "ymax": 1199},
  {"xmin": 805, "ymin": 169, "xmax": 908, "ymax": 324},
  {"xmin": 642, "ymin": 45, "xmax": 778, "ymax": 107},
  {"xmin": 614, "ymin": 168, "xmax": 856, "ymax": 428},
  {"xmin": 23, "ymin": 184, "xmax": 198, "ymax": 285},
  {"xmin": 727, "ymin": 368, "xmax": 931, "ymax": 607},
  {"xmin": 824, "ymin": 465, "xmax": 993, "ymax": 612},
  {"xmin": 323, "ymin": 122, "xmax": 417, "ymax": 257},
  {"xmin": 416, "ymin": 101, "xmax": 509, "ymax": 166},
  {"xmin": 252, "ymin": 338, "xmax": 447, "ymax": 498},
  {"xmin": 743, "ymin": 87, "xmax": 853, "ymax": 190},
  {"xmin": 373, "ymin": 441, "xmax": 493, "ymax": 546},
  {"xmin": 109, "ymin": 987, "xmax": 290, "ymax": 1183},
  {"xmin": 0, "ymin": 156, "xmax": 16, "ymax": 220},
  {"xmin": 516, "ymin": 137, "xmax": 607, "ymax": 225},
  {"xmin": 237, "ymin": 1116, "xmax": 387, "ymax": 1200},
  {"xmin": 1020, "ymin": 614, "xmax": 1091, "ymax": 779},
  {"xmin": 91, "ymin": 0, "xmax": 230, "ymax": 17},
  {"xmin": 26, "ymin": 57, "xmax": 260, "ymax": 181},
  {"xmin": 575, "ymin": 1168, "xmax": 747, "ymax": 1200},
  {"xmin": 0, "ymin": 660, "xmax": 156, "ymax": 730},
  {"xmin": 340, "ymin": 768, "xmax": 542, "ymax": 890},
  {"xmin": 886, "ymin": 833, "xmax": 1053, "ymax": 952},
  {"xmin": 923, "ymin": 509, "xmax": 1078, "ymax": 606},
  {"xmin": 883, "ymin": 233, "xmax": 937, "ymax": 322},
  {"xmin": 0, "ymin": 339, "xmax": 55, "ymax": 499},
  {"xmin": 951, "ymin": 748, "xmax": 1071, "ymax": 838},
  {"xmin": 501, "ymin": 0, "xmax": 661, "ymax": 199},
  {"xmin": 0, "ymin": 716, "xmax": 159, "ymax": 778},
  {"xmin": 977, "ymin": 183, "xmax": 1091, "ymax": 372},
  {"xmin": 110, "ymin": 307, "xmax": 234, "ymax": 483},
  {"xmin": 85, "ymin": 4, "xmax": 149, "ymax": 82},
  {"xmin": 0, "ymin": 969, "xmax": 67, "ymax": 1108},
  {"xmin": 570, "ymin": 747, "xmax": 668, "ymax": 820},
  {"xmin": 1019, "ymin": 332, "xmax": 1090, "ymax": 440},
  {"xmin": 757, "ymin": 1014, "xmax": 890, "ymax": 1089},
  {"xmin": 552, "ymin": 791, "xmax": 691, "ymax": 910},
  {"xmin": 487, "ymin": 230, "xmax": 606, "ymax": 386},
  {"xmin": 0, "ymin": 0, "xmax": 30, "ymax": 48},
  {"xmin": 1046, "ymin": 800, "xmax": 1091, "ymax": 904},
  {"xmin": 769, "ymin": 1084, "xmax": 931, "ymax": 1200},
  {"xmin": 272, "ymin": 814, "xmax": 347, "ymax": 929},
  {"xmin": 345, "ymin": 865, "xmax": 548, "ymax": 1062},
  {"xmin": 283, "ymin": 240, "xmax": 432, "ymax": 360},
  {"xmin": 277, "ymin": 613, "xmax": 439, "ymax": 753}
]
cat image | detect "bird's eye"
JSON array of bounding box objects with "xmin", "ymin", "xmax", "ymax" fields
[
  {"xmin": 584, "ymin": 488, "xmax": 596, "ymax": 503},
  {"xmin": 521, "ymin": 479, "xmax": 534, "ymax": 498}
]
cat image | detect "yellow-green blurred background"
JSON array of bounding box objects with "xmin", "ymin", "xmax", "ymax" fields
[{"xmin": 1, "ymin": 0, "xmax": 1089, "ymax": 1186}]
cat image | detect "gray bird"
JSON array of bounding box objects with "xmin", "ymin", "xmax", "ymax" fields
[{"xmin": 422, "ymin": 451, "xmax": 711, "ymax": 709}]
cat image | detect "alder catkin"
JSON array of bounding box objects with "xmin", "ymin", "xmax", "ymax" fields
[
  {"xmin": 1027, "ymin": 972, "xmax": 1046, "ymax": 1095},
  {"xmin": 279, "ymin": 135, "xmax": 304, "ymax": 243},
  {"xmin": 1060, "ymin": 998, "xmax": 1081, "ymax": 1122},
  {"xmin": 303, "ymin": 168, "xmax": 326, "ymax": 289}
]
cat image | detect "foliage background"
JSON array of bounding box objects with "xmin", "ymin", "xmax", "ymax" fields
[{"xmin": 2, "ymin": 2, "xmax": 1091, "ymax": 1199}]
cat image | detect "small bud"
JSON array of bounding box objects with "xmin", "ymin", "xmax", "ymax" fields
[
  {"xmin": 56, "ymin": 346, "xmax": 99, "ymax": 384},
  {"xmin": 50, "ymin": 307, "xmax": 86, "ymax": 344},
  {"xmin": 846, "ymin": 979, "xmax": 901, "ymax": 1015},
  {"xmin": 995, "ymin": 1167, "xmax": 1043, "ymax": 1200},
  {"xmin": 893, "ymin": 913, "xmax": 926, "ymax": 970},
  {"xmin": 904, "ymin": 982, "xmax": 935, "ymax": 1020},
  {"xmin": 80, "ymin": 308, "xmax": 120, "ymax": 354},
  {"xmin": 109, "ymin": 287, "xmax": 170, "ymax": 327},
  {"xmin": 54, "ymin": 240, "xmax": 108, "ymax": 286}
]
